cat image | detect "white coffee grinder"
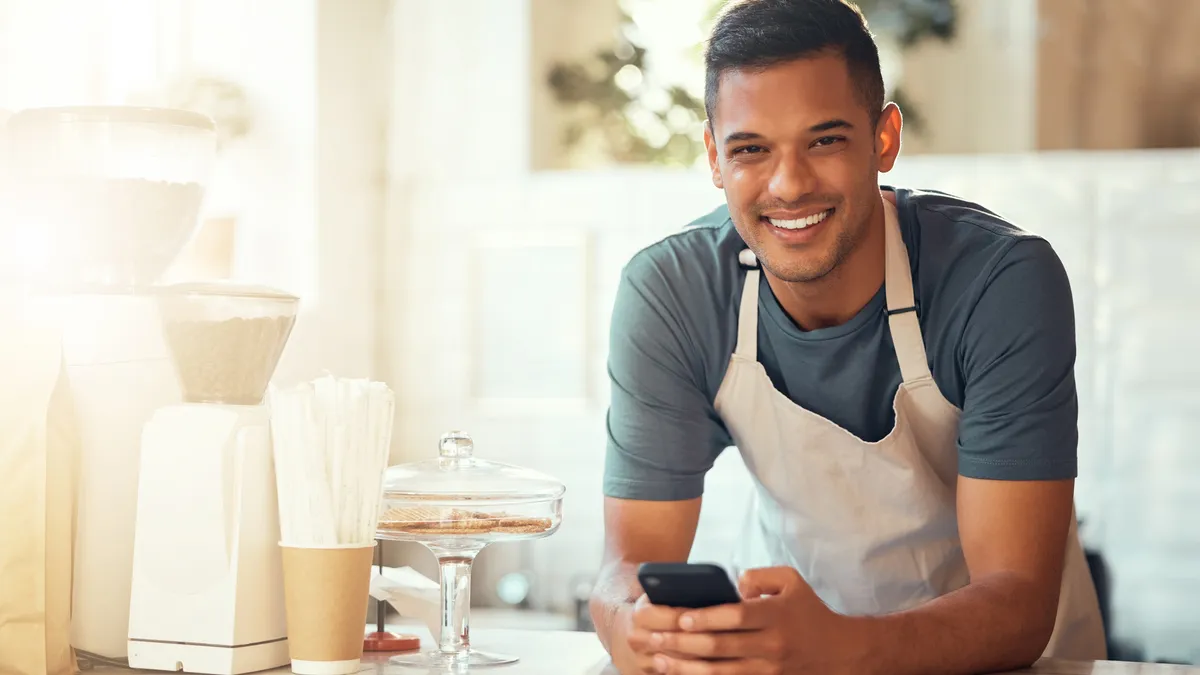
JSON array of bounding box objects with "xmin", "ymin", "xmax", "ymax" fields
[
  {"xmin": 127, "ymin": 282, "xmax": 299, "ymax": 674},
  {"xmin": 0, "ymin": 106, "xmax": 220, "ymax": 662}
]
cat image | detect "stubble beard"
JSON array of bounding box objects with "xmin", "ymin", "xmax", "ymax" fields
[{"xmin": 747, "ymin": 212, "xmax": 869, "ymax": 285}]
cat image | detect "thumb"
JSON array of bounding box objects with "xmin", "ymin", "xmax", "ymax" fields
[{"xmin": 738, "ymin": 566, "xmax": 804, "ymax": 598}]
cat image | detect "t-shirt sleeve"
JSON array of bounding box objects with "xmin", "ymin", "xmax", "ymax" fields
[
  {"xmin": 956, "ymin": 238, "xmax": 1079, "ymax": 481},
  {"xmin": 603, "ymin": 253, "xmax": 729, "ymax": 501}
]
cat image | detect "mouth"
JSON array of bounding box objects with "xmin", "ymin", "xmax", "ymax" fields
[{"xmin": 760, "ymin": 208, "xmax": 834, "ymax": 240}]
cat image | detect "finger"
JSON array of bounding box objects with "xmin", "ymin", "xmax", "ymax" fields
[
  {"xmin": 628, "ymin": 624, "xmax": 696, "ymax": 653},
  {"xmin": 635, "ymin": 653, "xmax": 663, "ymax": 674},
  {"xmin": 678, "ymin": 598, "xmax": 773, "ymax": 632},
  {"xmin": 628, "ymin": 628, "xmax": 655, "ymax": 653},
  {"xmin": 737, "ymin": 566, "xmax": 803, "ymax": 598},
  {"xmin": 634, "ymin": 602, "xmax": 686, "ymax": 631},
  {"xmin": 654, "ymin": 654, "xmax": 781, "ymax": 675},
  {"xmin": 626, "ymin": 627, "xmax": 672, "ymax": 673},
  {"xmin": 628, "ymin": 628, "xmax": 689, "ymax": 654},
  {"xmin": 652, "ymin": 628, "xmax": 783, "ymax": 660},
  {"xmin": 630, "ymin": 629, "xmax": 699, "ymax": 664}
]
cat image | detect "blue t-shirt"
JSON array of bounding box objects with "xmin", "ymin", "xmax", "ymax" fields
[{"xmin": 604, "ymin": 187, "xmax": 1078, "ymax": 501}]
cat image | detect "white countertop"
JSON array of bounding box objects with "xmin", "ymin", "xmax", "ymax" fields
[
  {"xmin": 86, "ymin": 630, "xmax": 1200, "ymax": 675},
  {"xmin": 360, "ymin": 630, "xmax": 612, "ymax": 674},
  {"xmin": 84, "ymin": 630, "xmax": 612, "ymax": 675}
]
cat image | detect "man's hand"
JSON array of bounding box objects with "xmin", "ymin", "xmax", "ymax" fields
[
  {"xmin": 590, "ymin": 497, "xmax": 704, "ymax": 674},
  {"xmin": 646, "ymin": 567, "xmax": 859, "ymax": 675},
  {"xmin": 624, "ymin": 595, "xmax": 689, "ymax": 673}
]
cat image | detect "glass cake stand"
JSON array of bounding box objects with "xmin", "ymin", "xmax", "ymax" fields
[{"xmin": 375, "ymin": 431, "xmax": 564, "ymax": 669}]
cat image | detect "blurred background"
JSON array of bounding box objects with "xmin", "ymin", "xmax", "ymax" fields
[{"xmin": 3, "ymin": 0, "xmax": 1196, "ymax": 665}]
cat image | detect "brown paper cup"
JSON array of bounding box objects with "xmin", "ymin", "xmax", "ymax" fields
[{"xmin": 280, "ymin": 542, "xmax": 376, "ymax": 675}]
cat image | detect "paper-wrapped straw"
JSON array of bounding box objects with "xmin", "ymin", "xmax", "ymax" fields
[{"xmin": 270, "ymin": 374, "xmax": 395, "ymax": 546}]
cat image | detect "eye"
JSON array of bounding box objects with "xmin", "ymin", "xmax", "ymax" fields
[
  {"xmin": 812, "ymin": 136, "xmax": 846, "ymax": 148},
  {"xmin": 731, "ymin": 145, "xmax": 766, "ymax": 155}
]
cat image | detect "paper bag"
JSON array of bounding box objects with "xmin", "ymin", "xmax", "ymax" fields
[{"xmin": 0, "ymin": 301, "xmax": 79, "ymax": 675}]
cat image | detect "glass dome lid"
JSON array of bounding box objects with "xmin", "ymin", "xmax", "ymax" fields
[
  {"xmin": 382, "ymin": 431, "xmax": 565, "ymax": 504},
  {"xmin": 6, "ymin": 105, "xmax": 216, "ymax": 131}
]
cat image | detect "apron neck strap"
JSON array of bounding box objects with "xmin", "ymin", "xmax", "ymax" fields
[
  {"xmin": 883, "ymin": 198, "xmax": 933, "ymax": 383},
  {"xmin": 732, "ymin": 197, "xmax": 932, "ymax": 384},
  {"xmin": 734, "ymin": 250, "xmax": 760, "ymax": 359}
]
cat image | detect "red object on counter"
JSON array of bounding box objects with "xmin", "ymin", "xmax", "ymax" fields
[
  {"xmin": 363, "ymin": 631, "xmax": 421, "ymax": 652},
  {"xmin": 365, "ymin": 540, "xmax": 420, "ymax": 652}
]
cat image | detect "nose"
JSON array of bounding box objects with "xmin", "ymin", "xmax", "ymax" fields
[{"xmin": 768, "ymin": 153, "xmax": 817, "ymax": 203}]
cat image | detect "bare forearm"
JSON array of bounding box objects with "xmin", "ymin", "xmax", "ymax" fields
[
  {"xmin": 852, "ymin": 573, "xmax": 1057, "ymax": 675},
  {"xmin": 595, "ymin": 497, "xmax": 703, "ymax": 673},
  {"xmin": 589, "ymin": 560, "xmax": 643, "ymax": 661}
]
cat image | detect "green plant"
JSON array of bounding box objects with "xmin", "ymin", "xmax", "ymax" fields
[
  {"xmin": 546, "ymin": 0, "xmax": 956, "ymax": 167},
  {"xmin": 547, "ymin": 24, "xmax": 707, "ymax": 167},
  {"xmin": 856, "ymin": 0, "xmax": 956, "ymax": 47}
]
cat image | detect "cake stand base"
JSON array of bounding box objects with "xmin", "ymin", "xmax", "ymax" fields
[{"xmin": 388, "ymin": 649, "xmax": 518, "ymax": 669}]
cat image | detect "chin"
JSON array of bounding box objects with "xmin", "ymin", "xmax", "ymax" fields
[{"xmin": 758, "ymin": 251, "xmax": 837, "ymax": 284}]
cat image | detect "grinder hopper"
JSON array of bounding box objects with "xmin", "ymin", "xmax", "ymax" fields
[{"xmin": 155, "ymin": 282, "xmax": 299, "ymax": 406}]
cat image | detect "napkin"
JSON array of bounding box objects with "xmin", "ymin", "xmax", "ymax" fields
[{"xmin": 369, "ymin": 566, "xmax": 460, "ymax": 638}]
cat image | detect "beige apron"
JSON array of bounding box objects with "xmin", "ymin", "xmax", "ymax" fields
[{"xmin": 714, "ymin": 199, "xmax": 1107, "ymax": 660}]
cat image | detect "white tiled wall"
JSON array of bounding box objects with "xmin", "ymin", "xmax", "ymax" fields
[{"xmin": 383, "ymin": 150, "xmax": 1200, "ymax": 663}]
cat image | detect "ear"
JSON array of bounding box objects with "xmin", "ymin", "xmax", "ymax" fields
[
  {"xmin": 703, "ymin": 121, "xmax": 723, "ymax": 189},
  {"xmin": 875, "ymin": 103, "xmax": 903, "ymax": 173}
]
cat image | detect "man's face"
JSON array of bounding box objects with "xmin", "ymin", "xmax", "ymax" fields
[{"xmin": 704, "ymin": 53, "xmax": 900, "ymax": 283}]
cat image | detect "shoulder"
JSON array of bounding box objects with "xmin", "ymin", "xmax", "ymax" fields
[
  {"xmin": 893, "ymin": 189, "xmax": 1078, "ymax": 480},
  {"xmin": 604, "ymin": 204, "xmax": 742, "ymax": 500},
  {"xmin": 896, "ymin": 187, "xmax": 1071, "ymax": 326},
  {"xmin": 899, "ymin": 188, "xmax": 1052, "ymax": 270},
  {"xmin": 620, "ymin": 203, "xmax": 745, "ymax": 309},
  {"xmin": 624, "ymin": 203, "xmax": 740, "ymax": 275},
  {"xmin": 612, "ymin": 203, "xmax": 744, "ymax": 395},
  {"xmin": 895, "ymin": 187, "xmax": 1074, "ymax": 403}
]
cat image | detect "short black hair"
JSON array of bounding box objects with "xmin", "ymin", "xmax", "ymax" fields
[{"xmin": 704, "ymin": 0, "xmax": 885, "ymax": 127}]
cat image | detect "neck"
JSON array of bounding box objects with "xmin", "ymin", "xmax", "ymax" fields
[{"xmin": 766, "ymin": 191, "xmax": 891, "ymax": 331}]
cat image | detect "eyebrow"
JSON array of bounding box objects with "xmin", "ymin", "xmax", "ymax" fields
[{"xmin": 723, "ymin": 119, "xmax": 854, "ymax": 145}]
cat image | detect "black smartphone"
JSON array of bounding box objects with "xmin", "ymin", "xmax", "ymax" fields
[{"xmin": 637, "ymin": 562, "xmax": 742, "ymax": 608}]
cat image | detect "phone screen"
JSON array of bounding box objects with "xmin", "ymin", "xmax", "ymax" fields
[{"xmin": 638, "ymin": 563, "xmax": 742, "ymax": 608}]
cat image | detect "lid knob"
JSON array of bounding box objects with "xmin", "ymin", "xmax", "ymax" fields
[{"xmin": 438, "ymin": 431, "xmax": 474, "ymax": 459}]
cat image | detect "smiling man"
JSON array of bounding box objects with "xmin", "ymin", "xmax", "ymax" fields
[{"xmin": 591, "ymin": 1, "xmax": 1107, "ymax": 674}]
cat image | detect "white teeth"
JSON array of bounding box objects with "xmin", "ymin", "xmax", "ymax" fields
[{"xmin": 768, "ymin": 209, "xmax": 830, "ymax": 229}]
